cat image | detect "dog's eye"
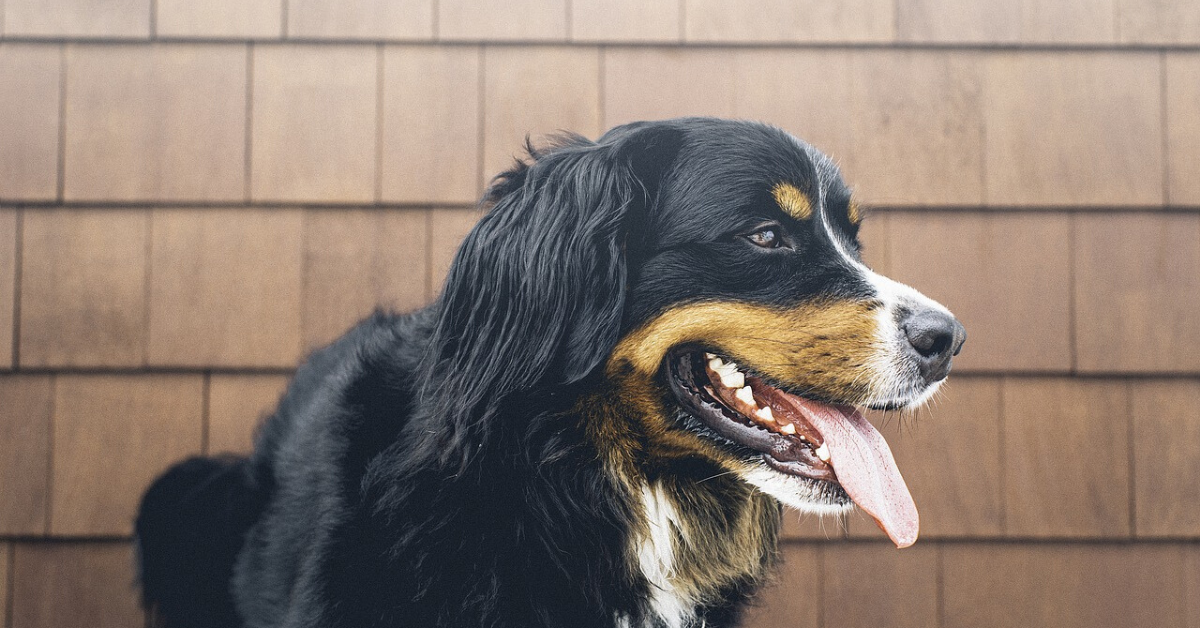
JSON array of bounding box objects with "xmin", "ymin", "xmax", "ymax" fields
[{"xmin": 744, "ymin": 226, "xmax": 782, "ymax": 249}]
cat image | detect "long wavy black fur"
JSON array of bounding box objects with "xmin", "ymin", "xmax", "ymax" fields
[{"xmin": 136, "ymin": 122, "xmax": 703, "ymax": 628}]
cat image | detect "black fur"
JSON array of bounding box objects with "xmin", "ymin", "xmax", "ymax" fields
[{"xmin": 136, "ymin": 118, "xmax": 873, "ymax": 628}]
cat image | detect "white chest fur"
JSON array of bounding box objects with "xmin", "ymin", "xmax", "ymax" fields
[{"xmin": 633, "ymin": 483, "xmax": 699, "ymax": 628}]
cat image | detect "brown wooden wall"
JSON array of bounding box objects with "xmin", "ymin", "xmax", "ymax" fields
[{"xmin": 1, "ymin": 1, "xmax": 1199, "ymax": 627}]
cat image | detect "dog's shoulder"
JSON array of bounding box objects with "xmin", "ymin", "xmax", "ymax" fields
[{"xmin": 251, "ymin": 308, "xmax": 430, "ymax": 482}]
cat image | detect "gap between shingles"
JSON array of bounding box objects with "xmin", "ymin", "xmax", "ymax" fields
[
  {"xmin": 375, "ymin": 44, "xmax": 384, "ymax": 203},
  {"xmin": 11, "ymin": 209, "xmax": 23, "ymax": 369}
]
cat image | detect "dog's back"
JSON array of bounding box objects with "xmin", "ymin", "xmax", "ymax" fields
[
  {"xmin": 137, "ymin": 311, "xmax": 423, "ymax": 628},
  {"xmin": 137, "ymin": 455, "xmax": 266, "ymax": 628}
]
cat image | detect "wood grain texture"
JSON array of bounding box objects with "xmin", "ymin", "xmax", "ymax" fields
[
  {"xmin": 251, "ymin": 45, "xmax": 376, "ymax": 203},
  {"xmin": 888, "ymin": 212, "xmax": 1071, "ymax": 372},
  {"xmin": 684, "ymin": 0, "xmax": 893, "ymax": 43},
  {"xmin": 148, "ymin": 208, "xmax": 304, "ymax": 368},
  {"xmin": 0, "ymin": 45, "xmax": 60, "ymax": 202},
  {"xmin": 3, "ymin": 0, "xmax": 149, "ymax": 38},
  {"xmin": 428, "ymin": 208, "xmax": 483, "ymax": 298},
  {"xmin": 1075, "ymin": 214, "xmax": 1200, "ymax": 373},
  {"xmin": 844, "ymin": 50, "xmax": 985, "ymax": 206},
  {"xmin": 1187, "ymin": 545, "xmax": 1200, "ymax": 628},
  {"xmin": 51, "ymin": 375, "xmax": 203, "ymax": 536},
  {"xmin": 897, "ymin": 0, "xmax": 1115, "ymax": 44},
  {"xmin": 287, "ymin": 0, "xmax": 433, "ymax": 40},
  {"xmin": 1167, "ymin": 53, "xmax": 1200, "ymax": 205},
  {"xmin": 302, "ymin": 208, "xmax": 428, "ymax": 349},
  {"xmin": 0, "ymin": 376, "xmax": 52, "ymax": 535},
  {"xmin": 1002, "ymin": 378, "xmax": 1130, "ymax": 538},
  {"xmin": 849, "ymin": 377, "xmax": 1004, "ymax": 539},
  {"xmin": 0, "ymin": 209, "xmax": 14, "ymax": 368},
  {"xmin": 482, "ymin": 46, "xmax": 599, "ymax": 185},
  {"xmin": 603, "ymin": 47, "xmax": 736, "ymax": 127},
  {"xmin": 944, "ymin": 543, "xmax": 1187, "ymax": 628},
  {"xmin": 984, "ymin": 51, "xmax": 1162, "ymax": 207},
  {"xmin": 571, "ymin": 0, "xmax": 680, "ymax": 42},
  {"xmin": 64, "ymin": 44, "xmax": 247, "ymax": 202},
  {"xmin": 1117, "ymin": 0, "xmax": 1200, "ymax": 44},
  {"xmin": 208, "ymin": 374, "xmax": 290, "ymax": 455},
  {"xmin": 856, "ymin": 213, "xmax": 890, "ymax": 275},
  {"xmin": 823, "ymin": 542, "xmax": 939, "ymax": 628},
  {"xmin": 11, "ymin": 542, "xmax": 143, "ymax": 628},
  {"xmin": 1018, "ymin": 0, "xmax": 1117, "ymax": 42},
  {"xmin": 740, "ymin": 544, "xmax": 820, "ymax": 628},
  {"xmin": 729, "ymin": 49, "xmax": 853, "ymax": 166},
  {"xmin": 438, "ymin": 0, "xmax": 567, "ymax": 41},
  {"xmin": 897, "ymin": 0, "xmax": 1021, "ymax": 43},
  {"xmin": 381, "ymin": 46, "xmax": 481, "ymax": 204},
  {"xmin": 20, "ymin": 208, "xmax": 148, "ymax": 367},
  {"xmin": 0, "ymin": 543, "xmax": 8, "ymax": 626},
  {"xmin": 1131, "ymin": 380, "xmax": 1200, "ymax": 537},
  {"xmin": 50, "ymin": 375, "xmax": 202, "ymax": 536},
  {"xmin": 156, "ymin": 0, "xmax": 282, "ymax": 38}
]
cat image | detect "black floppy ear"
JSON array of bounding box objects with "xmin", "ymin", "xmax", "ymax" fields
[{"xmin": 426, "ymin": 126, "xmax": 682, "ymax": 426}]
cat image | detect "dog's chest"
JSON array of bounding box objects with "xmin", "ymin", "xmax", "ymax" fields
[
  {"xmin": 632, "ymin": 483, "xmax": 698, "ymax": 628},
  {"xmin": 621, "ymin": 478, "xmax": 779, "ymax": 628}
]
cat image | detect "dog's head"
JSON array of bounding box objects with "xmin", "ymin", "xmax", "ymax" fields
[{"xmin": 430, "ymin": 118, "xmax": 964, "ymax": 549}]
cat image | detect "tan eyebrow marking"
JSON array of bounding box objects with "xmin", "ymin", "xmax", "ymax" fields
[
  {"xmin": 771, "ymin": 183, "xmax": 813, "ymax": 220},
  {"xmin": 848, "ymin": 199, "xmax": 862, "ymax": 225}
]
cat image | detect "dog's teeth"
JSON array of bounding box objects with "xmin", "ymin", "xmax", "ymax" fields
[
  {"xmin": 707, "ymin": 357, "xmax": 724, "ymax": 370},
  {"xmin": 735, "ymin": 386, "xmax": 756, "ymax": 406},
  {"xmin": 705, "ymin": 352, "xmax": 717, "ymax": 360},
  {"xmin": 714, "ymin": 362, "xmax": 739, "ymax": 378},
  {"xmin": 719, "ymin": 371, "xmax": 745, "ymax": 389},
  {"xmin": 779, "ymin": 423, "xmax": 796, "ymax": 435},
  {"xmin": 814, "ymin": 443, "xmax": 830, "ymax": 461},
  {"xmin": 754, "ymin": 406, "xmax": 774, "ymax": 423}
]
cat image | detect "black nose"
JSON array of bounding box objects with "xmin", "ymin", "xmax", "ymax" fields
[{"xmin": 900, "ymin": 308, "xmax": 966, "ymax": 384}]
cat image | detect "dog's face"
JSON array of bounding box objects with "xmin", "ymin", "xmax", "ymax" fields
[
  {"xmin": 436, "ymin": 118, "xmax": 964, "ymax": 549},
  {"xmin": 601, "ymin": 120, "xmax": 965, "ymax": 548}
]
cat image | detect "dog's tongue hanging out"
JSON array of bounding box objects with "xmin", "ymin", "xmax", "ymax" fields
[{"xmin": 780, "ymin": 395, "xmax": 919, "ymax": 548}]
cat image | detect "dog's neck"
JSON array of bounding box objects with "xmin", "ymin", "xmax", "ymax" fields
[
  {"xmin": 626, "ymin": 474, "xmax": 779, "ymax": 627},
  {"xmin": 579, "ymin": 386, "xmax": 782, "ymax": 627}
]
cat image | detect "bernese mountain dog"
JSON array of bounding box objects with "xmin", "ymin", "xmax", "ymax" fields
[{"xmin": 136, "ymin": 117, "xmax": 965, "ymax": 628}]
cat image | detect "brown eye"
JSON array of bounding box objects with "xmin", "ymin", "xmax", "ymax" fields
[{"xmin": 745, "ymin": 227, "xmax": 781, "ymax": 248}]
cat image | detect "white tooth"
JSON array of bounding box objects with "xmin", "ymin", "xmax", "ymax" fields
[
  {"xmin": 779, "ymin": 423, "xmax": 796, "ymax": 435},
  {"xmin": 720, "ymin": 371, "xmax": 745, "ymax": 389},
  {"xmin": 705, "ymin": 352, "xmax": 717, "ymax": 360},
  {"xmin": 814, "ymin": 443, "xmax": 830, "ymax": 462},
  {"xmin": 735, "ymin": 386, "xmax": 756, "ymax": 406},
  {"xmin": 707, "ymin": 357, "xmax": 724, "ymax": 370},
  {"xmin": 714, "ymin": 362, "xmax": 739, "ymax": 377},
  {"xmin": 754, "ymin": 406, "xmax": 775, "ymax": 423}
]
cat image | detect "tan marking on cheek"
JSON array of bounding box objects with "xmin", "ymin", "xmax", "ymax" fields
[
  {"xmin": 771, "ymin": 183, "xmax": 813, "ymax": 220},
  {"xmin": 607, "ymin": 300, "xmax": 883, "ymax": 402}
]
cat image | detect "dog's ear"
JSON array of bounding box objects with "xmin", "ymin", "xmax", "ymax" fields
[{"xmin": 426, "ymin": 126, "xmax": 682, "ymax": 429}]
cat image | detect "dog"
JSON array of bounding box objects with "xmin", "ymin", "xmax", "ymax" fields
[{"xmin": 136, "ymin": 117, "xmax": 965, "ymax": 628}]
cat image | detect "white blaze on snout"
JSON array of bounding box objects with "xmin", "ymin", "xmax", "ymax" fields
[{"xmin": 813, "ymin": 195, "xmax": 955, "ymax": 408}]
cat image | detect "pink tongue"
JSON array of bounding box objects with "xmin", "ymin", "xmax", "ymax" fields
[{"xmin": 784, "ymin": 397, "xmax": 919, "ymax": 548}]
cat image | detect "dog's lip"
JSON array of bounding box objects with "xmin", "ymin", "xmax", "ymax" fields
[
  {"xmin": 666, "ymin": 349, "xmax": 836, "ymax": 482},
  {"xmin": 667, "ymin": 347, "xmax": 920, "ymax": 548}
]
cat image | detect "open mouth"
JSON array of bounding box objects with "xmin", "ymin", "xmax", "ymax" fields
[{"xmin": 666, "ymin": 348, "xmax": 920, "ymax": 548}]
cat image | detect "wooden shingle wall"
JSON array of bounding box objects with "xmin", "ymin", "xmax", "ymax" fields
[{"xmin": 1, "ymin": 2, "xmax": 1199, "ymax": 626}]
